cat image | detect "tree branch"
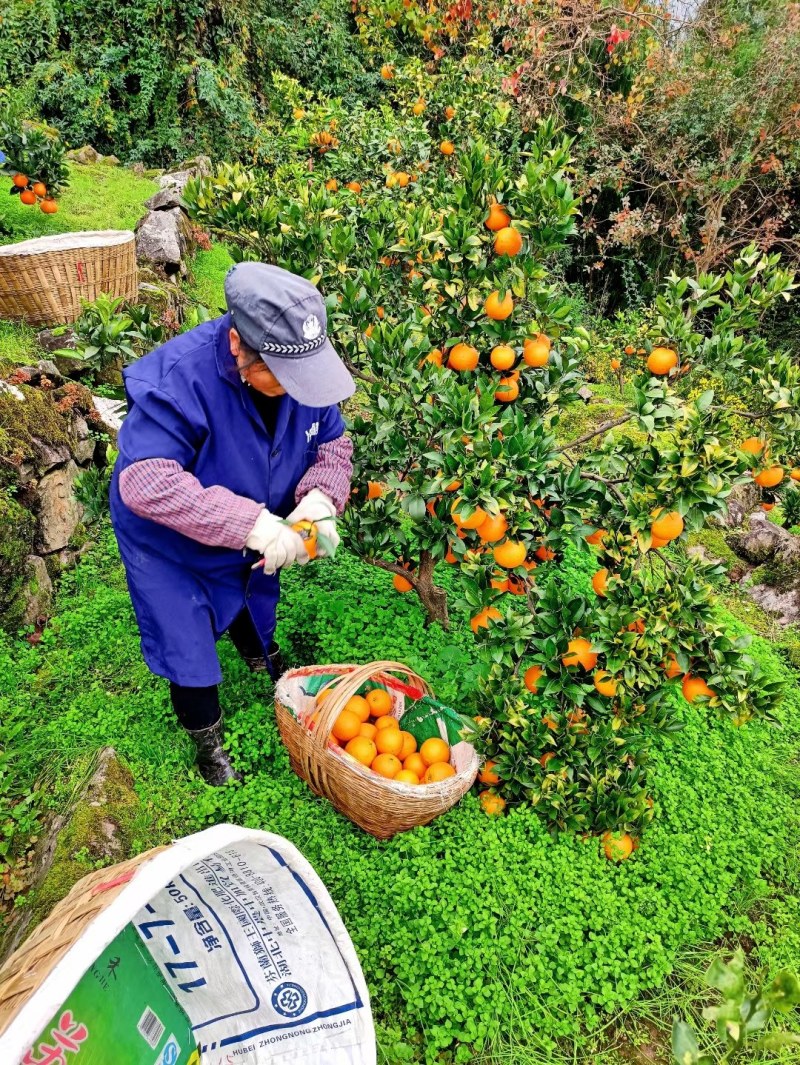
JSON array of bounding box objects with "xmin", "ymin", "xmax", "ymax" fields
[{"xmin": 558, "ymin": 414, "xmax": 632, "ymax": 453}]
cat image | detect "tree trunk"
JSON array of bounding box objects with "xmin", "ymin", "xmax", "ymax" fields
[{"xmin": 414, "ymin": 551, "xmax": 450, "ymax": 628}]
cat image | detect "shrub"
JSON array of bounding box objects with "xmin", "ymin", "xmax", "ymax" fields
[{"xmin": 0, "ymin": 111, "xmax": 69, "ymax": 194}]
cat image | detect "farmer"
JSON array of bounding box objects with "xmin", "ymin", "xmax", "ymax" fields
[{"xmin": 110, "ymin": 263, "xmax": 354, "ymax": 785}]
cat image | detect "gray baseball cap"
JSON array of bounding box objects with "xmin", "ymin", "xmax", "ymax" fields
[{"xmin": 224, "ymin": 262, "xmax": 355, "ymax": 407}]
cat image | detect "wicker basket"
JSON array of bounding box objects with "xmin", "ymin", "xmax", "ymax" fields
[
  {"xmin": 275, "ymin": 661, "xmax": 479, "ymax": 839},
  {"xmin": 0, "ymin": 230, "xmax": 138, "ymax": 327}
]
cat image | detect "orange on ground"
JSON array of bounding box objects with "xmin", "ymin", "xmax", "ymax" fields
[
  {"xmin": 440, "ymin": 140, "xmax": 455, "ymax": 155},
  {"xmin": 20, "ymin": 189, "xmax": 36, "ymax": 205},
  {"xmin": 447, "ymin": 343, "xmax": 479, "ymax": 371},
  {"xmin": 424, "ymin": 762, "xmax": 456, "ymax": 783},
  {"xmin": 375, "ymin": 728, "xmax": 404, "ymax": 756},
  {"xmin": 359, "ymin": 723, "xmax": 377, "ymax": 740},
  {"xmin": 754, "ymin": 466, "xmax": 784, "ymax": 488},
  {"xmin": 367, "ymin": 481, "xmax": 385, "ymax": 499},
  {"xmin": 332, "ymin": 709, "xmax": 362, "ymax": 742},
  {"xmin": 485, "ymin": 203, "xmax": 510, "ymax": 231},
  {"xmin": 345, "ymin": 736, "xmax": 377, "ymax": 766},
  {"xmin": 682, "ymin": 673, "xmax": 716, "ymax": 702},
  {"xmin": 395, "ymin": 770, "xmax": 420, "ymax": 785},
  {"xmin": 740, "ymin": 437, "xmax": 765, "ymax": 455},
  {"xmin": 366, "ymin": 688, "xmax": 393, "ymax": 717},
  {"xmin": 477, "ymin": 512, "xmax": 508, "ymax": 543},
  {"xmin": 647, "ymin": 347, "xmax": 678, "ymax": 375},
  {"xmin": 523, "ymin": 338, "xmax": 549, "ymax": 367},
  {"xmin": 393, "ymin": 573, "xmax": 413, "ymax": 592},
  {"xmin": 399, "ymin": 731, "xmax": 417, "ymax": 760},
  {"xmin": 404, "ymin": 753, "xmax": 426, "ymax": 777},
  {"xmin": 591, "ymin": 568, "xmax": 609, "ymax": 597},
  {"xmin": 593, "ymin": 670, "xmax": 617, "ymax": 697},
  {"xmin": 602, "ymin": 832, "xmax": 634, "ymax": 861},
  {"xmin": 524, "ymin": 665, "xmax": 543, "ymax": 693},
  {"xmin": 495, "ymin": 377, "xmax": 519, "ymax": 403},
  {"xmin": 585, "ymin": 528, "xmax": 606, "ymax": 546},
  {"xmin": 484, "ymin": 290, "xmax": 513, "ymax": 321},
  {"xmin": 493, "ymin": 540, "xmax": 526, "ymax": 569},
  {"xmin": 452, "ymin": 498, "xmax": 486, "ymax": 529},
  {"xmin": 420, "ymin": 737, "xmax": 450, "ymax": 766},
  {"xmin": 562, "ymin": 638, "xmax": 598, "ymax": 671},
  {"xmin": 663, "ymin": 653, "xmax": 682, "ymax": 679},
  {"xmin": 479, "ymin": 760, "xmax": 500, "ymax": 785},
  {"xmin": 372, "ymin": 753, "xmax": 402, "ymax": 779},
  {"xmin": 375, "ymin": 715, "xmax": 399, "ymax": 732},
  {"xmin": 345, "ymin": 695, "xmax": 371, "ymax": 722},
  {"xmin": 651, "ymin": 510, "xmax": 684, "ymax": 542},
  {"xmin": 470, "ymin": 606, "xmax": 502, "ymax": 634},
  {"xmin": 490, "ymin": 344, "xmax": 516, "ymax": 371},
  {"xmin": 479, "ymin": 791, "xmax": 506, "ymax": 816},
  {"xmin": 493, "ymin": 226, "xmax": 523, "ymax": 257}
]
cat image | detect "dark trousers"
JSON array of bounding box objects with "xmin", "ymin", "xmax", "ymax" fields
[{"xmin": 170, "ymin": 608, "xmax": 269, "ymax": 730}]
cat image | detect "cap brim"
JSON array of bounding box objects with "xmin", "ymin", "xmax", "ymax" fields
[{"xmin": 262, "ymin": 339, "xmax": 355, "ymax": 407}]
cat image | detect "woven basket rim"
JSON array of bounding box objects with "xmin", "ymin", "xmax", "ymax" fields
[{"xmin": 0, "ymin": 230, "xmax": 135, "ymax": 257}]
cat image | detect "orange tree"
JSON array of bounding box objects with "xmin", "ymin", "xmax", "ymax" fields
[{"xmin": 185, "ymin": 78, "xmax": 799, "ymax": 833}]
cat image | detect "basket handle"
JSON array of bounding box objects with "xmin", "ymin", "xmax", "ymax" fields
[{"xmin": 307, "ymin": 661, "xmax": 432, "ymax": 754}]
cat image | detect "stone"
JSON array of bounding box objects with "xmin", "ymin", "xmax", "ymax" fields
[
  {"xmin": 65, "ymin": 144, "xmax": 101, "ymax": 165},
  {"xmin": 35, "ymin": 461, "xmax": 83, "ymax": 553},
  {"xmin": 178, "ymin": 154, "xmax": 212, "ymax": 175},
  {"xmin": 728, "ymin": 513, "xmax": 800, "ymax": 624},
  {"xmin": 129, "ymin": 161, "xmax": 146, "ymax": 177},
  {"xmin": 74, "ymin": 417, "xmax": 96, "ymax": 465},
  {"xmin": 144, "ymin": 187, "xmax": 186, "ymax": 212},
  {"xmin": 92, "ymin": 395, "xmax": 126, "ymax": 431},
  {"xmin": 157, "ymin": 155, "xmax": 211, "ymax": 196},
  {"xmin": 99, "ymin": 154, "xmax": 120, "ymax": 166},
  {"xmin": 135, "ymin": 207, "xmax": 185, "ymax": 271},
  {"xmin": 728, "ymin": 512, "xmax": 800, "ymax": 566},
  {"xmin": 744, "ymin": 582, "xmax": 800, "ymax": 626},
  {"xmin": 37, "ymin": 328, "xmax": 76, "ymax": 353},
  {"xmin": 35, "ymin": 360, "xmax": 64, "ymax": 384},
  {"xmin": 0, "ymin": 380, "xmax": 25, "ymax": 401},
  {"xmin": 715, "ymin": 481, "xmax": 761, "ymax": 528},
  {"xmin": 21, "ymin": 555, "xmax": 53, "ymax": 626},
  {"xmin": 578, "ymin": 385, "xmax": 593, "ymax": 403},
  {"xmin": 31, "ymin": 438, "xmax": 71, "ymax": 469}
]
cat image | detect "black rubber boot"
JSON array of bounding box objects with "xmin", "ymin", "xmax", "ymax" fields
[
  {"xmin": 241, "ymin": 641, "xmax": 287, "ymax": 679},
  {"xmin": 186, "ymin": 718, "xmax": 243, "ymax": 786}
]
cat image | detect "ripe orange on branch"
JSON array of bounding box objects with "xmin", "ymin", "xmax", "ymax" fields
[
  {"xmin": 682, "ymin": 674, "xmax": 716, "ymax": 702},
  {"xmin": 470, "ymin": 606, "xmax": 502, "ymax": 633},
  {"xmin": 740, "ymin": 437, "xmax": 765, "ymax": 455},
  {"xmin": 753, "ymin": 466, "xmax": 784, "ymax": 488},
  {"xmin": 479, "ymin": 760, "xmax": 500, "ymax": 785},
  {"xmin": 523, "ymin": 337, "xmax": 550, "ymax": 367},
  {"xmin": 477, "ymin": 512, "xmax": 508, "ymax": 543},
  {"xmin": 591, "ymin": 568, "xmax": 609, "ymax": 597},
  {"xmin": 593, "ymin": 670, "xmax": 617, "ymax": 697},
  {"xmin": 393, "ymin": 573, "xmax": 413, "ymax": 592},
  {"xmin": 490, "ymin": 345, "xmax": 516, "ymax": 371},
  {"xmin": 452, "ymin": 498, "xmax": 486, "ymax": 529},
  {"xmin": 485, "ymin": 290, "xmax": 513, "ymax": 320},
  {"xmin": 562, "ymin": 638, "xmax": 598, "ymax": 671},
  {"xmin": 40, "ymin": 198, "xmax": 58, "ymax": 214},
  {"xmin": 439, "ymin": 140, "xmax": 455, "ymax": 155},
  {"xmin": 32, "ymin": 181, "xmax": 47, "ymax": 198},
  {"xmin": 493, "ymin": 540, "xmax": 526, "ymax": 569},
  {"xmin": 485, "ymin": 202, "xmax": 510, "ymax": 231},
  {"xmin": 524, "ymin": 665, "xmax": 543, "ymax": 692},
  {"xmin": 447, "ymin": 343, "xmax": 479, "ymax": 371},
  {"xmin": 493, "ymin": 226, "xmax": 523, "ymax": 257},
  {"xmin": 647, "ymin": 347, "xmax": 678, "ymax": 375},
  {"xmin": 479, "ymin": 791, "xmax": 506, "ymax": 815},
  {"xmin": 650, "ymin": 510, "xmax": 684, "ymax": 542},
  {"xmin": 19, "ymin": 189, "xmax": 37, "ymax": 205},
  {"xmin": 495, "ymin": 376, "xmax": 519, "ymax": 403}
]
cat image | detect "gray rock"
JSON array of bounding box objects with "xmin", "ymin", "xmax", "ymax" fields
[
  {"xmin": 728, "ymin": 512, "xmax": 800, "ymax": 566},
  {"xmin": 129, "ymin": 162, "xmax": 146, "ymax": 177},
  {"xmin": 36, "ymin": 461, "xmax": 83, "ymax": 552},
  {"xmin": 715, "ymin": 481, "xmax": 761, "ymax": 528},
  {"xmin": 74, "ymin": 419, "xmax": 96, "ymax": 465},
  {"xmin": 100, "ymin": 154, "xmax": 120, "ymax": 166},
  {"xmin": 743, "ymin": 582, "xmax": 800, "ymax": 626},
  {"xmin": 65, "ymin": 145, "xmax": 101, "ymax": 165},
  {"xmin": 37, "ymin": 328, "xmax": 76, "ymax": 353},
  {"xmin": 0, "ymin": 380, "xmax": 25, "ymax": 401},
  {"xmin": 135, "ymin": 207, "xmax": 186, "ymax": 271},
  {"xmin": 178, "ymin": 154, "xmax": 212, "ymax": 175},
  {"xmin": 36, "ymin": 360, "xmax": 64, "ymax": 384},
  {"xmin": 144, "ymin": 187, "xmax": 185, "ymax": 212},
  {"xmin": 21, "ymin": 555, "xmax": 53, "ymax": 626},
  {"xmin": 31, "ymin": 438, "xmax": 71, "ymax": 470},
  {"xmin": 92, "ymin": 395, "xmax": 126, "ymax": 431},
  {"xmin": 578, "ymin": 385, "xmax": 593, "ymax": 403}
]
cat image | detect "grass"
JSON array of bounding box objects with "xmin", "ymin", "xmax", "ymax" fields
[{"xmin": 187, "ymin": 240, "xmax": 234, "ymax": 313}]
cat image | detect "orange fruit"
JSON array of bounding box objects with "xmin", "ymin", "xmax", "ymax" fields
[
  {"xmin": 493, "ymin": 226, "xmax": 523, "ymax": 257},
  {"xmin": 491, "ymin": 574, "xmax": 510, "ymax": 592},
  {"xmin": 663, "ymin": 653, "xmax": 682, "ymax": 679},
  {"xmin": 444, "ymin": 105, "xmax": 456, "ymax": 120},
  {"xmin": 395, "ymin": 171, "xmax": 410, "ymax": 187},
  {"xmin": 624, "ymin": 345, "xmax": 635, "ymax": 355},
  {"xmin": 539, "ymin": 751, "xmax": 555, "ymax": 769},
  {"xmin": 332, "ymin": 709, "xmax": 363, "ymax": 742},
  {"xmin": 535, "ymin": 544, "xmax": 555, "ymax": 562},
  {"xmin": 495, "ymin": 377, "xmax": 519, "ymax": 403},
  {"xmin": 682, "ymin": 674, "xmax": 715, "ymax": 702},
  {"xmin": 40, "ymin": 198, "xmax": 58, "ymax": 214},
  {"xmin": 381, "ymin": 63, "xmax": 394, "ymax": 79},
  {"xmin": 585, "ymin": 528, "xmax": 606, "ymax": 546},
  {"xmin": 367, "ymin": 481, "xmax": 385, "ymax": 499},
  {"xmin": 420, "ymin": 737, "xmax": 450, "ymax": 766},
  {"xmin": 647, "ymin": 347, "xmax": 678, "ymax": 375},
  {"xmin": 399, "ymin": 731, "xmax": 417, "ymax": 760},
  {"xmin": 477, "ymin": 512, "xmax": 508, "ymax": 543},
  {"xmin": 19, "ymin": 189, "xmax": 37, "ymax": 205},
  {"xmin": 12, "ymin": 173, "xmax": 29, "ymax": 188},
  {"xmin": 325, "ymin": 178, "xmax": 338, "ymax": 192},
  {"xmin": 345, "ymin": 736, "xmax": 377, "ymax": 766},
  {"xmin": 376, "ymin": 305, "xmax": 385, "ymax": 318},
  {"xmin": 440, "ymin": 140, "xmax": 455, "ymax": 155},
  {"xmin": 470, "ymin": 606, "xmax": 502, "ymax": 634},
  {"xmin": 393, "ymin": 573, "xmax": 414, "ymax": 592},
  {"xmin": 421, "ymin": 348, "xmax": 444, "ymax": 367},
  {"xmin": 650, "ymin": 510, "xmax": 684, "ymax": 542},
  {"xmin": 791, "ymin": 468, "xmax": 800, "ymax": 481},
  {"xmin": 359, "ymin": 722, "xmax": 378, "ymax": 740},
  {"xmin": 761, "ymin": 503, "xmax": 775, "ymax": 512},
  {"xmin": 490, "ymin": 345, "xmax": 516, "ymax": 371},
  {"xmin": 593, "ymin": 670, "xmax": 617, "ymax": 697},
  {"xmin": 292, "ymin": 107, "xmax": 306, "ymax": 120},
  {"xmin": 424, "ymin": 762, "xmax": 456, "ymax": 783},
  {"xmin": 524, "ymin": 665, "xmax": 543, "ymax": 692},
  {"xmin": 493, "ymin": 540, "xmax": 526, "ymax": 569},
  {"xmin": 32, "ymin": 181, "xmax": 47, "ymax": 198},
  {"xmin": 452, "ymin": 499, "xmax": 486, "ymax": 529},
  {"xmin": 485, "ymin": 203, "xmax": 510, "ymax": 231},
  {"xmin": 375, "ymin": 715, "xmax": 399, "ymax": 731},
  {"xmin": 649, "ymin": 534, "xmax": 670, "ymax": 550},
  {"xmin": 610, "ymin": 358, "xmax": 621, "ymax": 371},
  {"xmin": 479, "ymin": 760, "xmax": 500, "ymax": 785},
  {"xmin": 445, "ymin": 479, "xmax": 462, "ymax": 492},
  {"xmin": 346, "ymin": 181, "xmax": 362, "ymax": 193},
  {"xmin": 523, "ymin": 338, "xmax": 550, "ymax": 367},
  {"xmin": 412, "ymin": 98, "xmax": 426, "ymax": 115},
  {"xmin": 591, "ymin": 568, "xmax": 609, "ymax": 597},
  {"xmin": 375, "ymin": 728, "xmax": 404, "ymax": 756},
  {"xmin": 484, "ymin": 290, "xmax": 513, "ymax": 321},
  {"xmin": 372, "ymin": 753, "xmax": 402, "ymax": 778},
  {"xmin": 754, "ymin": 467, "xmax": 784, "ymax": 488},
  {"xmin": 562, "ymin": 638, "xmax": 598, "ymax": 670},
  {"xmin": 395, "ymin": 770, "xmax": 420, "ymax": 785},
  {"xmin": 740, "ymin": 437, "xmax": 765, "ymax": 455},
  {"xmin": 346, "ymin": 695, "xmax": 371, "ymax": 722},
  {"xmin": 366, "ymin": 688, "xmax": 393, "ymax": 717},
  {"xmin": 602, "ymin": 832, "xmax": 634, "ymax": 861},
  {"xmin": 404, "ymin": 753, "xmax": 426, "ymax": 777},
  {"xmin": 479, "ymin": 791, "xmax": 506, "ymax": 816},
  {"xmin": 447, "ymin": 343, "xmax": 479, "ymax": 371}
]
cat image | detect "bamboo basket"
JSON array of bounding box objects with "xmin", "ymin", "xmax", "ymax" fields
[
  {"xmin": 274, "ymin": 661, "xmax": 479, "ymax": 839},
  {"xmin": 0, "ymin": 230, "xmax": 138, "ymax": 326}
]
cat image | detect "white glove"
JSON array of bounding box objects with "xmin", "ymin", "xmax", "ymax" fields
[
  {"xmin": 246, "ymin": 509, "xmax": 309, "ymax": 575},
  {"xmin": 286, "ymin": 489, "xmax": 340, "ymax": 557}
]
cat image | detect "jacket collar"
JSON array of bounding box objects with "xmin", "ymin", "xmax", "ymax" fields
[{"xmin": 214, "ymin": 313, "xmax": 241, "ymax": 386}]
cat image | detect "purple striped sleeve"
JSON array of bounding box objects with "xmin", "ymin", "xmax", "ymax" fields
[
  {"xmin": 295, "ymin": 434, "xmax": 353, "ymax": 515},
  {"xmin": 118, "ymin": 458, "xmax": 263, "ymax": 549}
]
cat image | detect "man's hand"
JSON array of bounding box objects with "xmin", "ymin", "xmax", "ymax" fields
[
  {"xmin": 246, "ymin": 510, "xmax": 309, "ymax": 574},
  {"xmin": 286, "ymin": 489, "xmax": 340, "ymax": 557}
]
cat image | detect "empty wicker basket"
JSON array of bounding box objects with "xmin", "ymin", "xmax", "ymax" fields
[{"xmin": 0, "ymin": 230, "xmax": 137, "ymax": 327}]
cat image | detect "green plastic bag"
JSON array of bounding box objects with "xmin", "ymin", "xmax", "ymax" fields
[{"xmin": 398, "ymin": 696, "xmax": 472, "ymax": 746}]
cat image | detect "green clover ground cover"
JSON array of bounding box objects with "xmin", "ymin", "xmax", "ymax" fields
[{"xmin": 2, "ymin": 528, "xmax": 800, "ymax": 1063}]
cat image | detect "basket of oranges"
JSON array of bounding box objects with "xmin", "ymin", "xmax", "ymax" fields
[{"xmin": 274, "ymin": 661, "xmax": 479, "ymax": 839}]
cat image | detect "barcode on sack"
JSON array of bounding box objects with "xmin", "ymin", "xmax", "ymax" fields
[{"xmin": 137, "ymin": 1006, "xmax": 165, "ymax": 1048}]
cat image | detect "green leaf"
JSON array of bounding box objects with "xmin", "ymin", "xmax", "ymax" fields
[{"xmin": 671, "ymin": 1020, "xmax": 701, "ymax": 1064}]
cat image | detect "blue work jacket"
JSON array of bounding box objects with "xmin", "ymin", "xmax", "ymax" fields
[{"xmin": 109, "ymin": 313, "xmax": 345, "ymax": 686}]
